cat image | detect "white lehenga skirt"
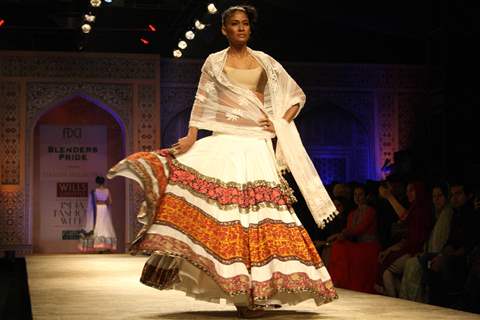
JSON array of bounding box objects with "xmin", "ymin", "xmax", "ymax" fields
[
  {"xmin": 79, "ymin": 203, "xmax": 117, "ymax": 253},
  {"xmin": 92, "ymin": 204, "xmax": 117, "ymax": 251},
  {"xmin": 108, "ymin": 133, "xmax": 337, "ymax": 307}
]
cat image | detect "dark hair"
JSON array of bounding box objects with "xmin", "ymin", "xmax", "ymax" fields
[
  {"xmin": 431, "ymin": 181, "xmax": 449, "ymax": 198},
  {"xmin": 353, "ymin": 183, "xmax": 368, "ymax": 195},
  {"xmin": 95, "ymin": 176, "xmax": 105, "ymax": 185},
  {"xmin": 332, "ymin": 196, "xmax": 349, "ymax": 213},
  {"xmin": 449, "ymin": 179, "xmax": 474, "ymax": 195},
  {"xmin": 221, "ymin": 5, "xmax": 257, "ymax": 28}
]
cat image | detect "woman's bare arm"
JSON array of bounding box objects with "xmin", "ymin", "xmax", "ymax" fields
[
  {"xmin": 259, "ymin": 104, "xmax": 300, "ymax": 133},
  {"xmin": 172, "ymin": 127, "xmax": 198, "ymax": 155},
  {"xmin": 379, "ymin": 185, "xmax": 408, "ymax": 220},
  {"xmin": 282, "ymin": 104, "xmax": 300, "ymax": 123}
]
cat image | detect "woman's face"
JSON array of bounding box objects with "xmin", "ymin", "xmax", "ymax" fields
[
  {"xmin": 353, "ymin": 188, "xmax": 367, "ymax": 206},
  {"xmin": 222, "ymin": 10, "xmax": 251, "ymax": 45},
  {"xmin": 432, "ymin": 187, "xmax": 447, "ymax": 211},
  {"xmin": 406, "ymin": 183, "xmax": 416, "ymax": 203}
]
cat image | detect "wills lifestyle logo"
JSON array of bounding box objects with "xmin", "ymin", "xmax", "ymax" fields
[{"xmin": 57, "ymin": 182, "xmax": 88, "ymax": 197}]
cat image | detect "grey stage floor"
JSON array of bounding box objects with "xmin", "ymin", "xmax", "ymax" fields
[{"xmin": 26, "ymin": 254, "xmax": 480, "ymax": 320}]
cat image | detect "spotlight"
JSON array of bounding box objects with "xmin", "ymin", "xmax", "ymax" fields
[
  {"xmin": 148, "ymin": 24, "xmax": 156, "ymax": 32},
  {"xmin": 81, "ymin": 23, "xmax": 92, "ymax": 33},
  {"xmin": 104, "ymin": 0, "xmax": 112, "ymax": 2},
  {"xmin": 173, "ymin": 49, "xmax": 182, "ymax": 58},
  {"xmin": 185, "ymin": 30, "xmax": 195, "ymax": 40},
  {"xmin": 195, "ymin": 20, "xmax": 205, "ymax": 30},
  {"xmin": 207, "ymin": 3, "xmax": 218, "ymax": 14},
  {"xmin": 90, "ymin": 0, "xmax": 102, "ymax": 7},
  {"xmin": 178, "ymin": 40, "xmax": 187, "ymax": 49},
  {"xmin": 140, "ymin": 38, "xmax": 150, "ymax": 45},
  {"xmin": 0, "ymin": 19, "xmax": 5, "ymax": 28},
  {"xmin": 84, "ymin": 14, "xmax": 96, "ymax": 23}
]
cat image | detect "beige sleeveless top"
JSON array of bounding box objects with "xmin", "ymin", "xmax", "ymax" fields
[{"xmin": 224, "ymin": 65, "xmax": 267, "ymax": 92}]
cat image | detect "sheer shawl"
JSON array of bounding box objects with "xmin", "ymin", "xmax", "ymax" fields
[{"xmin": 189, "ymin": 48, "xmax": 338, "ymax": 228}]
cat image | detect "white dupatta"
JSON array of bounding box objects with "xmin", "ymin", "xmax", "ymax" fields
[{"xmin": 189, "ymin": 48, "xmax": 338, "ymax": 228}]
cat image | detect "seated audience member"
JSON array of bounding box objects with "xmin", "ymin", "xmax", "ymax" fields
[
  {"xmin": 375, "ymin": 181, "xmax": 433, "ymax": 297},
  {"xmin": 462, "ymin": 244, "xmax": 480, "ymax": 313},
  {"xmin": 427, "ymin": 181, "xmax": 478, "ymax": 308},
  {"xmin": 376, "ymin": 178, "xmax": 407, "ymax": 250},
  {"xmin": 399, "ymin": 183, "xmax": 453, "ymax": 302},
  {"xmin": 328, "ymin": 185, "xmax": 381, "ymax": 293},
  {"xmin": 461, "ymin": 191, "xmax": 480, "ymax": 312}
]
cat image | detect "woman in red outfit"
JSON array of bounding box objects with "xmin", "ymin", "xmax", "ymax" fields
[{"xmin": 327, "ymin": 184, "xmax": 381, "ymax": 293}]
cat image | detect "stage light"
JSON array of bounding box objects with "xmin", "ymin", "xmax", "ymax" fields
[
  {"xmin": 84, "ymin": 14, "xmax": 96, "ymax": 23},
  {"xmin": 140, "ymin": 38, "xmax": 149, "ymax": 45},
  {"xmin": 207, "ymin": 3, "xmax": 218, "ymax": 14},
  {"xmin": 173, "ymin": 49, "xmax": 182, "ymax": 58},
  {"xmin": 90, "ymin": 0, "xmax": 102, "ymax": 7},
  {"xmin": 81, "ymin": 23, "xmax": 92, "ymax": 33},
  {"xmin": 0, "ymin": 19, "xmax": 5, "ymax": 28},
  {"xmin": 195, "ymin": 20, "xmax": 205, "ymax": 30},
  {"xmin": 104, "ymin": 0, "xmax": 112, "ymax": 3},
  {"xmin": 185, "ymin": 30, "xmax": 195, "ymax": 40},
  {"xmin": 148, "ymin": 24, "xmax": 156, "ymax": 32},
  {"xmin": 178, "ymin": 40, "xmax": 187, "ymax": 49}
]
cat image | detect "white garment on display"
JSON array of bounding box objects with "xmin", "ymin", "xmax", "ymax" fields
[
  {"xmin": 106, "ymin": 47, "xmax": 338, "ymax": 307},
  {"xmin": 79, "ymin": 188, "xmax": 117, "ymax": 252},
  {"xmin": 189, "ymin": 47, "xmax": 338, "ymax": 228},
  {"xmin": 93, "ymin": 188, "xmax": 116, "ymax": 240}
]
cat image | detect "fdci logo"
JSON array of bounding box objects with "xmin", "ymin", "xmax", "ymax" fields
[{"xmin": 62, "ymin": 127, "xmax": 82, "ymax": 139}]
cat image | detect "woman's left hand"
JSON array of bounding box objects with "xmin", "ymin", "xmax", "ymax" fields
[{"xmin": 259, "ymin": 118, "xmax": 275, "ymax": 133}]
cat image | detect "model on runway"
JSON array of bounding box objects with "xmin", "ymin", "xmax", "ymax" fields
[{"xmin": 108, "ymin": 4, "xmax": 338, "ymax": 318}]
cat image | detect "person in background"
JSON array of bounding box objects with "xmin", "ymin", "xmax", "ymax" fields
[
  {"xmin": 328, "ymin": 184, "xmax": 381, "ymax": 293},
  {"xmin": 427, "ymin": 181, "xmax": 478, "ymax": 308},
  {"xmin": 375, "ymin": 181, "xmax": 433, "ymax": 297},
  {"xmin": 399, "ymin": 183, "xmax": 453, "ymax": 302},
  {"xmin": 79, "ymin": 176, "xmax": 117, "ymax": 253}
]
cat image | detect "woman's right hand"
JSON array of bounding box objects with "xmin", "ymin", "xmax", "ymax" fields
[{"xmin": 172, "ymin": 135, "xmax": 196, "ymax": 155}]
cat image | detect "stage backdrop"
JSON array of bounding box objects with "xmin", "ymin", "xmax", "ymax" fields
[
  {"xmin": 0, "ymin": 51, "xmax": 160, "ymax": 255},
  {"xmin": 0, "ymin": 51, "xmax": 428, "ymax": 255},
  {"xmin": 38, "ymin": 125, "xmax": 107, "ymax": 253}
]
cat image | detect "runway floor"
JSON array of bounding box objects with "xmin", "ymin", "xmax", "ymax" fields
[{"xmin": 26, "ymin": 254, "xmax": 480, "ymax": 320}]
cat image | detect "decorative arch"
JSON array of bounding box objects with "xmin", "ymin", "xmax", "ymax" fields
[
  {"xmin": 0, "ymin": 51, "xmax": 160, "ymax": 255},
  {"xmin": 26, "ymin": 88, "xmax": 132, "ymax": 251},
  {"xmin": 31, "ymin": 96, "xmax": 127, "ymax": 252}
]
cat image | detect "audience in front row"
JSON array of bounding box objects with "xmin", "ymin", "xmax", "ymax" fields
[{"xmin": 302, "ymin": 173, "xmax": 480, "ymax": 314}]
